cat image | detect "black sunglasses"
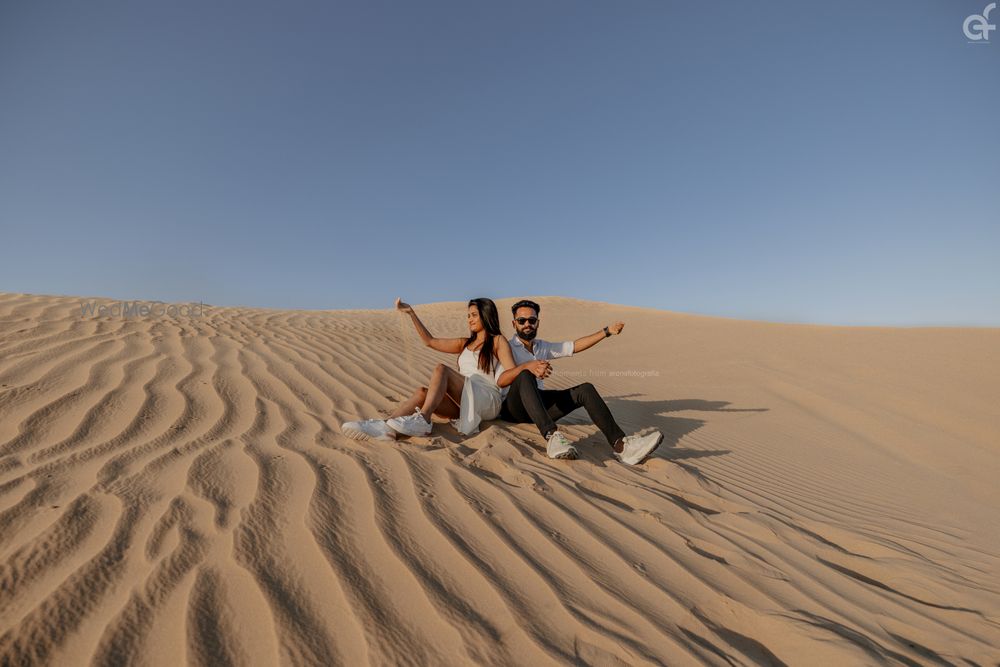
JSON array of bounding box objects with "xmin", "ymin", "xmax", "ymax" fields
[{"xmin": 515, "ymin": 317, "xmax": 538, "ymax": 325}]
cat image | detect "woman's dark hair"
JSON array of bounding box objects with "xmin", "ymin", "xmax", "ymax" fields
[
  {"xmin": 467, "ymin": 298, "xmax": 502, "ymax": 374},
  {"xmin": 511, "ymin": 299, "xmax": 540, "ymax": 317}
]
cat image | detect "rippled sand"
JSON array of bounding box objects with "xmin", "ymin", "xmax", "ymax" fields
[{"xmin": 1, "ymin": 292, "xmax": 998, "ymax": 665}]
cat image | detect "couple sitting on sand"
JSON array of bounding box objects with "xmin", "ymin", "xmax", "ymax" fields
[{"xmin": 341, "ymin": 298, "xmax": 663, "ymax": 465}]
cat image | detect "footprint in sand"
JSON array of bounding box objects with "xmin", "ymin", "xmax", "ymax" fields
[
  {"xmin": 579, "ymin": 478, "xmax": 735, "ymax": 519},
  {"xmin": 683, "ymin": 536, "xmax": 789, "ymax": 581},
  {"xmin": 577, "ymin": 479, "xmax": 644, "ymax": 512},
  {"xmin": 466, "ymin": 450, "xmax": 534, "ymax": 488}
]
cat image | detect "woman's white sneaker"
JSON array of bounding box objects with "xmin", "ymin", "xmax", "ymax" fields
[
  {"xmin": 342, "ymin": 419, "xmax": 396, "ymax": 441},
  {"xmin": 387, "ymin": 410, "xmax": 433, "ymax": 437},
  {"xmin": 546, "ymin": 431, "xmax": 578, "ymax": 459},
  {"xmin": 614, "ymin": 431, "xmax": 663, "ymax": 465}
]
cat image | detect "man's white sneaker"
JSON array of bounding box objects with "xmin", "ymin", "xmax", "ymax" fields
[
  {"xmin": 546, "ymin": 431, "xmax": 578, "ymax": 460},
  {"xmin": 342, "ymin": 419, "xmax": 396, "ymax": 442},
  {"xmin": 613, "ymin": 431, "xmax": 663, "ymax": 465},
  {"xmin": 386, "ymin": 409, "xmax": 433, "ymax": 437}
]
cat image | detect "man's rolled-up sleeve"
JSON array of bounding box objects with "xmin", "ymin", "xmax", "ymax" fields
[{"xmin": 547, "ymin": 340, "xmax": 574, "ymax": 359}]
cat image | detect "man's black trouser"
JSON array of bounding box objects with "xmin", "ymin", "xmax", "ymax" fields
[{"xmin": 499, "ymin": 369, "xmax": 626, "ymax": 445}]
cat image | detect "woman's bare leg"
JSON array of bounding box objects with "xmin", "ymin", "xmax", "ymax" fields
[
  {"xmin": 389, "ymin": 380, "xmax": 462, "ymax": 421},
  {"xmin": 420, "ymin": 364, "xmax": 463, "ymax": 421},
  {"xmin": 389, "ymin": 386, "xmax": 428, "ymax": 419}
]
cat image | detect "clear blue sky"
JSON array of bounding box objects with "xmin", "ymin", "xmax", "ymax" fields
[{"xmin": 1, "ymin": 1, "xmax": 997, "ymax": 325}]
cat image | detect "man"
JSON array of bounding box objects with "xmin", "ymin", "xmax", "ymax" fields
[{"xmin": 495, "ymin": 299, "xmax": 662, "ymax": 465}]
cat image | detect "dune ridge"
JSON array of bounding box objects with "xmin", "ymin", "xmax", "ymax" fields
[{"xmin": 1, "ymin": 292, "xmax": 998, "ymax": 665}]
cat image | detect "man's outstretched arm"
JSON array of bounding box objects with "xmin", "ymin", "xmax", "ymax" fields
[{"xmin": 573, "ymin": 321, "xmax": 625, "ymax": 354}]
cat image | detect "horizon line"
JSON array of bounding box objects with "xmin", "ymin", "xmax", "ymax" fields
[{"xmin": 3, "ymin": 290, "xmax": 998, "ymax": 331}]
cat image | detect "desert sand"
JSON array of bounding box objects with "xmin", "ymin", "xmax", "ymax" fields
[{"xmin": 0, "ymin": 291, "xmax": 998, "ymax": 666}]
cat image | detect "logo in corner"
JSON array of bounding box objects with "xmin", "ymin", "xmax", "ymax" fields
[{"xmin": 964, "ymin": 3, "xmax": 997, "ymax": 41}]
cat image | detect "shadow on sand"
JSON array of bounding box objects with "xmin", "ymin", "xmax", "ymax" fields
[
  {"xmin": 561, "ymin": 395, "xmax": 769, "ymax": 465},
  {"xmin": 413, "ymin": 395, "xmax": 768, "ymax": 467}
]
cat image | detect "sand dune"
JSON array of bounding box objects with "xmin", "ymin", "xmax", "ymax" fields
[{"xmin": 1, "ymin": 292, "xmax": 998, "ymax": 666}]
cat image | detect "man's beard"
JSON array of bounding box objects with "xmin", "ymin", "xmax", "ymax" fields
[{"xmin": 518, "ymin": 327, "xmax": 537, "ymax": 341}]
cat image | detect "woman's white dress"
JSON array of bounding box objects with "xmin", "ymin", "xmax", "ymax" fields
[{"xmin": 452, "ymin": 345, "xmax": 504, "ymax": 436}]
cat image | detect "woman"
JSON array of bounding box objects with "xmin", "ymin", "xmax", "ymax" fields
[{"xmin": 341, "ymin": 297, "xmax": 520, "ymax": 441}]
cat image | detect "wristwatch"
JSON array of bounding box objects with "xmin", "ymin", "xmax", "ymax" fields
[{"xmin": 603, "ymin": 326, "xmax": 611, "ymax": 338}]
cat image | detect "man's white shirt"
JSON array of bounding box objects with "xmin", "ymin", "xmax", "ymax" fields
[{"xmin": 503, "ymin": 335, "xmax": 574, "ymax": 399}]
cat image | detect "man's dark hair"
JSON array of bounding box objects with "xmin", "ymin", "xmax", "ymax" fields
[{"xmin": 511, "ymin": 299, "xmax": 540, "ymax": 316}]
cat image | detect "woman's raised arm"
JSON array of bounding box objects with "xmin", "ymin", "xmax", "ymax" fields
[{"xmin": 396, "ymin": 298, "xmax": 465, "ymax": 354}]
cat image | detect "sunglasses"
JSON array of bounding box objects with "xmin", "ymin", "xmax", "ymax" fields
[{"xmin": 515, "ymin": 317, "xmax": 538, "ymax": 325}]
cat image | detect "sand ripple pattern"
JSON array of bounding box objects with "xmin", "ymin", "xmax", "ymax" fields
[{"xmin": 1, "ymin": 293, "xmax": 998, "ymax": 666}]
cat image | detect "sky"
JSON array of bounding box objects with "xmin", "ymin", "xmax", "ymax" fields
[{"xmin": 1, "ymin": 0, "xmax": 997, "ymax": 326}]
